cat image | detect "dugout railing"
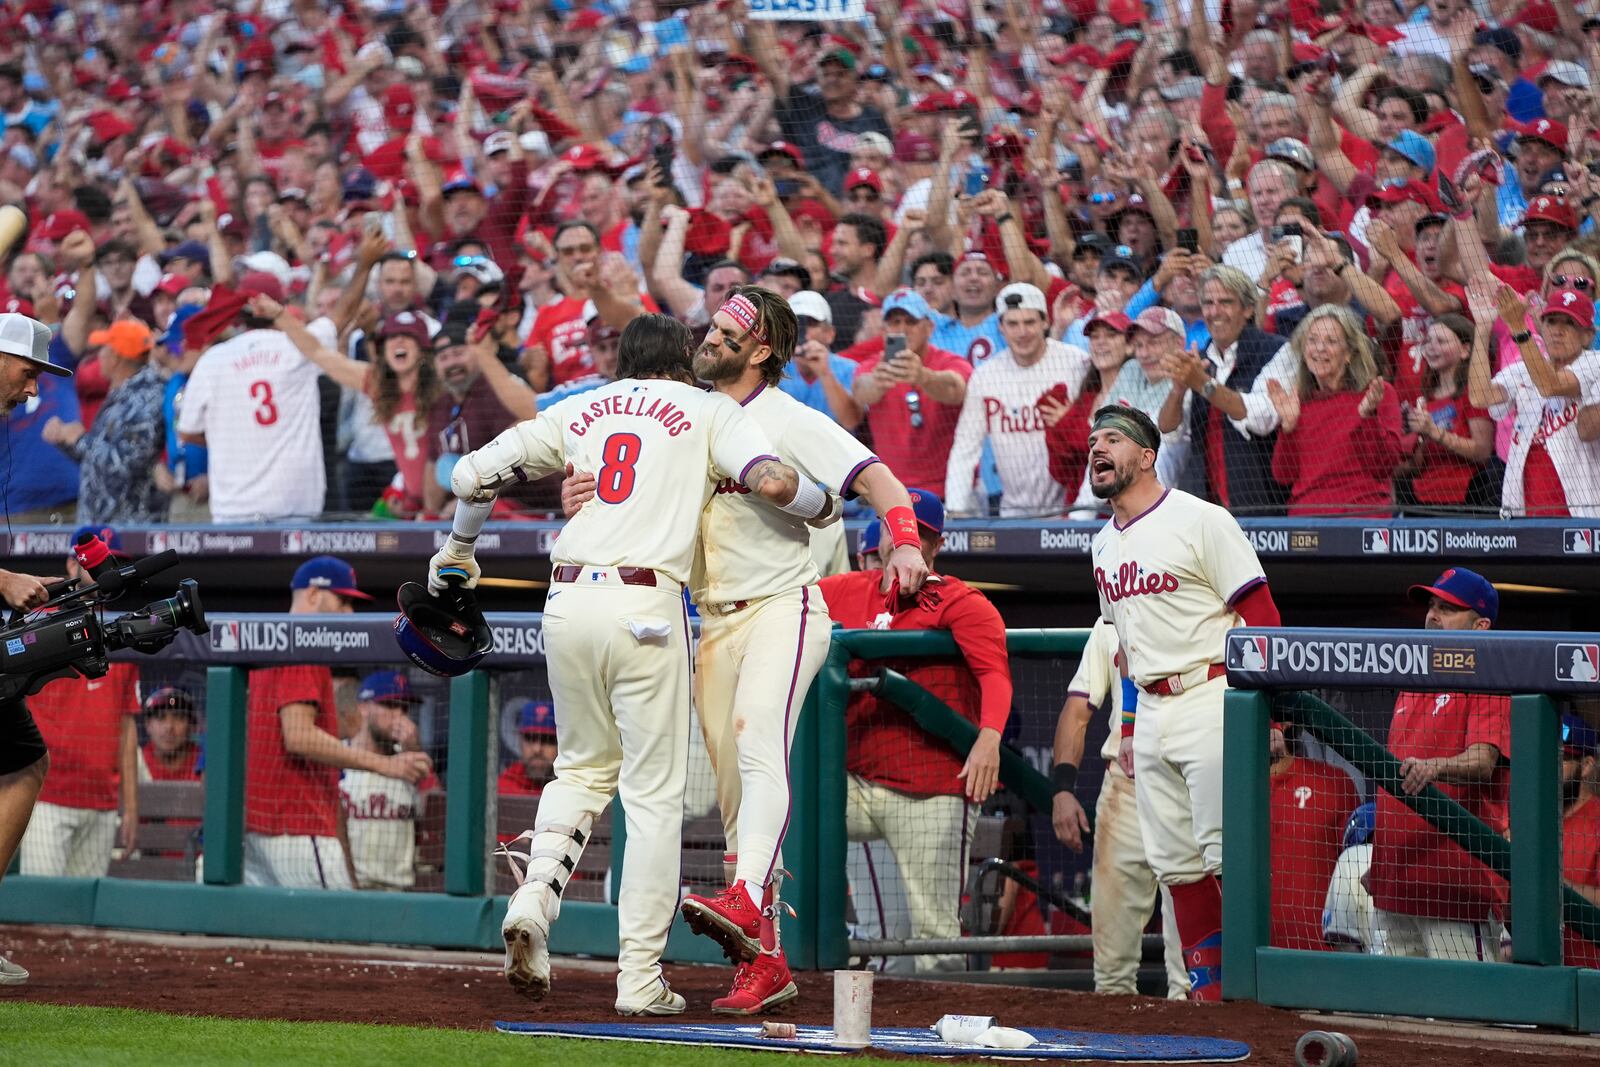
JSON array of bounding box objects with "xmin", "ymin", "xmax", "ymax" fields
[
  {"xmin": 0, "ymin": 617, "xmax": 1101, "ymax": 976},
  {"xmin": 1223, "ymin": 627, "xmax": 1600, "ymax": 1030}
]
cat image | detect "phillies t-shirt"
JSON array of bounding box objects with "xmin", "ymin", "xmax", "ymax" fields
[
  {"xmin": 528, "ymin": 292, "xmax": 659, "ymax": 387},
  {"xmin": 1270, "ymin": 758, "xmax": 1362, "ymax": 951},
  {"xmin": 1369, "ymin": 691, "xmax": 1510, "ymax": 922},
  {"xmin": 139, "ymin": 742, "xmax": 201, "ymax": 782},
  {"xmin": 818, "ymin": 570, "xmax": 1012, "ymax": 796},
  {"xmin": 32, "ymin": 665, "xmax": 140, "ymax": 810},
  {"xmin": 1563, "ymin": 798, "xmax": 1600, "ymax": 967},
  {"xmin": 378, "ymin": 391, "xmax": 427, "ymax": 513},
  {"xmin": 852, "ymin": 341, "xmax": 972, "ymax": 497},
  {"xmin": 1410, "ymin": 391, "xmax": 1491, "ymax": 505},
  {"xmin": 497, "ymin": 762, "xmax": 546, "ymax": 796},
  {"xmin": 1384, "ymin": 264, "xmax": 1467, "ymax": 406},
  {"xmin": 245, "ymin": 665, "xmax": 341, "ymax": 838}
]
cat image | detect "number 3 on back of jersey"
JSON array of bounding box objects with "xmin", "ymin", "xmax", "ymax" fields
[{"xmin": 597, "ymin": 432, "xmax": 641, "ymax": 504}]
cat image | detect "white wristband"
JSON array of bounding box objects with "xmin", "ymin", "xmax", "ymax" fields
[
  {"xmin": 449, "ymin": 498, "xmax": 494, "ymax": 551},
  {"xmin": 778, "ymin": 478, "xmax": 827, "ymax": 521}
]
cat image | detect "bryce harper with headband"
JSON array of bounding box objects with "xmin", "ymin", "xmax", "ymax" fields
[
  {"xmin": 435, "ymin": 313, "xmax": 833, "ymax": 1017},
  {"xmin": 562, "ymin": 286, "xmax": 930, "ymax": 1013},
  {"xmin": 1079, "ymin": 404, "xmax": 1280, "ymax": 1001}
]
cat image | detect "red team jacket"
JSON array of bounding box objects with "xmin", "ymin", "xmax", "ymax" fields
[
  {"xmin": 245, "ymin": 665, "xmax": 341, "ymax": 838},
  {"xmin": 1564, "ymin": 798, "xmax": 1600, "ymax": 968},
  {"xmin": 1369, "ymin": 691, "xmax": 1511, "ymax": 924},
  {"xmin": 31, "ymin": 664, "xmax": 140, "ymax": 811},
  {"xmin": 817, "ymin": 571, "xmax": 1011, "ymax": 797},
  {"xmin": 1270, "ymin": 758, "xmax": 1362, "ymax": 951},
  {"xmin": 497, "ymin": 763, "xmax": 546, "ymax": 796}
]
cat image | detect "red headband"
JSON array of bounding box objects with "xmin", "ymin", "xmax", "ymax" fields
[{"xmin": 719, "ymin": 294, "xmax": 768, "ymax": 343}]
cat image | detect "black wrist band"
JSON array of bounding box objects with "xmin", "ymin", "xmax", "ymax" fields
[
  {"xmin": 1051, "ymin": 763, "xmax": 1078, "ymax": 794},
  {"xmin": 995, "ymin": 213, "xmax": 1015, "ymax": 225},
  {"xmin": 1512, "ymin": 330, "xmax": 1532, "ymax": 344}
]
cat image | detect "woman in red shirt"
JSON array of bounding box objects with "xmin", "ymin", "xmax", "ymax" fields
[
  {"xmin": 1267, "ymin": 305, "xmax": 1406, "ymax": 516},
  {"xmin": 1397, "ymin": 314, "xmax": 1497, "ymax": 512},
  {"xmin": 1042, "ymin": 311, "xmax": 1133, "ymax": 517}
]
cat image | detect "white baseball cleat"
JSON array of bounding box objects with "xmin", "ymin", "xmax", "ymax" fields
[
  {"xmin": 0, "ymin": 954, "xmax": 27, "ymax": 985},
  {"xmin": 502, "ymin": 885, "xmax": 552, "ymax": 1000},
  {"xmin": 615, "ymin": 982, "xmax": 687, "ymax": 1017}
]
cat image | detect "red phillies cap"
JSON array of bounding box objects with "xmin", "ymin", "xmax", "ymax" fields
[
  {"xmin": 1366, "ymin": 179, "xmax": 1440, "ymax": 212},
  {"xmin": 912, "ymin": 91, "xmax": 949, "ymax": 114},
  {"xmin": 237, "ymin": 271, "xmax": 286, "ymax": 304},
  {"xmin": 845, "ymin": 168, "xmax": 882, "ymax": 193},
  {"xmin": 376, "ymin": 310, "xmax": 432, "ymax": 346},
  {"xmin": 1512, "ymin": 117, "xmax": 1568, "ymax": 155},
  {"xmin": 560, "ymin": 144, "xmax": 612, "ymax": 172},
  {"xmin": 1085, "ymin": 310, "xmax": 1133, "ymax": 334},
  {"xmin": 36, "ymin": 210, "xmax": 93, "ymax": 241},
  {"xmin": 384, "ymin": 85, "xmax": 416, "ymax": 126},
  {"xmin": 155, "ymin": 273, "xmax": 189, "ymax": 297},
  {"xmin": 1542, "ymin": 287, "xmax": 1595, "ymax": 328},
  {"xmin": 86, "ymin": 110, "xmax": 136, "ymax": 142},
  {"xmin": 0, "ymin": 296, "xmax": 35, "ymax": 316},
  {"xmin": 568, "ymin": 8, "xmax": 607, "ymax": 30},
  {"xmin": 1509, "ymin": 1, "xmax": 1560, "ymax": 32},
  {"xmin": 1524, "ymin": 195, "xmax": 1579, "ymax": 231}
]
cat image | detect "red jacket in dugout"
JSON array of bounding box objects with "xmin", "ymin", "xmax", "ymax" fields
[{"xmin": 817, "ymin": 570, "xmax": 1011, "ymax": 796}]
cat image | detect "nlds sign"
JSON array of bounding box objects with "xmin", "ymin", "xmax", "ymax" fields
[
  {"xmin": 211, "ymin": 620, "xmax": 290, "ymax": 652},
  {"xmin": 1362, "ymin": 528, "xmax": 1439, "ymax": 554}
]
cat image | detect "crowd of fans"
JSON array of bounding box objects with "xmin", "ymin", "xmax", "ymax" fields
[{"xmin": 6, "ymin": 0, "xmax": 1600, "ymax": 522}]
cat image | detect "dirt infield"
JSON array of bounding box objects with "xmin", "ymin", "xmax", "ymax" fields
[{"xmin": 5, "ymin": 925, "xmax": 1600, "ymax": 1065}]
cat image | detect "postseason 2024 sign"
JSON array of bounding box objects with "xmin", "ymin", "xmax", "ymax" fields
[
  {"xmin": 747, "ymin": 0, "xmax": 868, "ymax": 19},
  {"xmin": 1226, "ymin": 627, "xmax": 1600, "ymax": 695}
]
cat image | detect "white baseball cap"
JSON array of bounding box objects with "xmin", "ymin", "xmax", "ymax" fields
[
  {"xmin": 0, "ymin": 313, "xmax": 71, "ymax": 377},
  {"xmin": 484, "ymin": 131, "xmax": 516, "ymax": 156},
  {"xmin": 995, "ymin": 282, "xmax": 1047, "ymax": 315},
  {"xmin": 1131, "ymin": 306, "xmax": 1186, "ymax": 338},
  {"xmin": 789, "ymin": 290, "xmax": 832, "ymax": 324}
]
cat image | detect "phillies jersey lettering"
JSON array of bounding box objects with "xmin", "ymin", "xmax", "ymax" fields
[
  {"xmin": 1091, "ymin": 489, "xmax": 1266, "ymax": 687},
  {"xmin": 1095, "ymin": 563, "xmax": 1181, "ymax": 603},
  {"xmin": 1490, "ymin": 351, "xmax": 1600, "ymax": 517},
  {"xmin": 944, "ymin": 339, "xmax": 1091, "ymax": 517},
  {"xmin": 568, "ymin": 393, "xmax": 694, "ymax": 438}
]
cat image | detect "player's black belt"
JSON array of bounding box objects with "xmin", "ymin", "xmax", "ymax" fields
[
  {"xmin": 1142, "ymin": 663, "xmax": 1226, "ymax": 697},
  {"xmin": 550, "ymin": 565, "xmax": 661, "ymax": 587}
]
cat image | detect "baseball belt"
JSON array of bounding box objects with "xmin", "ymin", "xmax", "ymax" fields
[
  {"xmin": 1142, "ymin": 662, "xmax": 1226, "ymax": 697},
  {"xmin": 550, "ymin": 565, "xmax": 661, "ymax": 587}
]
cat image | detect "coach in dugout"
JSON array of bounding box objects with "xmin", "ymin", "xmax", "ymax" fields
[
  {"xmin": 243, "ymin": 558, "xmax": 432, "ymax": 889},
  {"xmin": 0, "ymin": 311, "xmax": 68, "ymax": 985},
  {"xmin": 1367, "ymin": 567, "xmax": 1510, "ymax": 961},
  {"xmin": 819, "ymin": 490, "xmax": 1010, "ymax": 973}
]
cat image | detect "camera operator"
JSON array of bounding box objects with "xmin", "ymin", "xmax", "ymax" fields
[
  {"xmin": 17, "ymin": 527, "xmax": 142, "ymax": 880},
  {"xmin": 0, "ymin": 311, "xmax": 74, "ymax": 987}
]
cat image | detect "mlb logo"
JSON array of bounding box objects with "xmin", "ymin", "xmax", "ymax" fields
[
  {"xmin": 1362, "ymin": 529, "xmax": 1390, "ymax": 554},
  {"xmin": 212, "ymin": 621, "xmax": 241, "ymax": 652},
  {"xmin": 1228, "ymin": 635, "xmax": 1269, "ymax": 671},
  {"xmin": 280, "ymin": 531, "xmax": 305, "ymax": 553},
  {"xmin": 147, "ymin": 531, "xmax": 170, "ymax": 553},
  {"xmin": 1556, "ymin": 644, "xmax": 1600, "ymax": 683},
  {"xmin": 1567, "ymin": 529, "xmax": 1595, "ymax": 554},
  {"xmin": 591, "ymin": 571, "xmax": 607, "ymax": 582},
  {"xmin": 11, "ymin": 532, "xmax": 32, "ymax": 554}
]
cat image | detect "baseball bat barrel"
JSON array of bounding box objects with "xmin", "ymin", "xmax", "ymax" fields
[{"xmin": 0, "ymin": 205, "xmax": 26, "ymax": 261}]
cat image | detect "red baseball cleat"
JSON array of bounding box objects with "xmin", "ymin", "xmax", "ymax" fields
[
  {"xmin": 680, "ymin": 880, "xmax": 762, "ymax": 962},
  {"xmin": 712, "ymin": 952, "xmax": 799, "ymax": 1015}
]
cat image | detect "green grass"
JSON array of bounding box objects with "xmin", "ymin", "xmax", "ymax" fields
[{"xmin": 0, "ymin": 1002, "xmax": 909, "ymax": 1066}]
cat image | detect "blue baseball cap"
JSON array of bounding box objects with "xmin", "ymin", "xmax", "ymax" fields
[
  {"xmin": 1408, "ymin": 566, "xmax": 1497, "ymax": 623},
  {"xmin": 291, "ymin": 555, "xmax": 373, "ymax": 601},
  {"xmin": 160, "ymin": 304, "xmax": 203, "ymax": 352},
  {"xmin": 1564, "ymin": 714, "xmax": 1600, "ymax": 756},
  {"xmin": 509, "ymin": 698, "xmax": 557, "ymax": 737},
  {"xmin": 358, "ymin": 670, "xmax": 418, "ymax": 704},
  {"xmin": 1385, "ymin": 130, "xmax": 1436, "ymax": 175},
  {"xmin": 342, "ymin": 167, "xmax": 378, "ymax": 202},
  {"xmin": 881, "ymin": 288, "xmax": 934, "ymax": 322},
  {"xmin": 159, "ymin": 240, "xmax": 211, "ymax": 268},
  {"xmin": 860, "ymin": 520, "xmax": 881, "ymax": 555},
  {"xmin": 73, "ymin": 524, "xmax": 129, "ymax": 558},
  {"xmin": 907, "ymin": 489, "xmax": 944, "ymax": 535}
]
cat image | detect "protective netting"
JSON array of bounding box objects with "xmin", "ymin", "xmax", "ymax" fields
[
  {"xmin": 8, "ymin": 6, "xmax": 1600, "ymax": 525},
  {"xmin": 1267, "ymin": 687, "xmax": 1600, "ymax": 969},
  {"xmin": 839, "ymin": 644, "xmax": 1106, "ymax": 977}
]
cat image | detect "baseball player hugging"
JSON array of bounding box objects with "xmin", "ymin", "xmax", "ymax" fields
[
  {"xmin": 1076, "ymin": 404, "xmax": 1280, "ymax": 1001},
  {"xmin": 562, "ymin": 286, "xmax": 931, "ymax": 1013}
]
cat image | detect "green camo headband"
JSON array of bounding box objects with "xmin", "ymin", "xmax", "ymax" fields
[{"xmin": 1091, "ymin": 407, "xmax": 1159, "ymax": 453}]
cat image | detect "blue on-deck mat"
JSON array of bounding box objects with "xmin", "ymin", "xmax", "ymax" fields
[{"xmin": 494, "ymin": 1021, "xmax": 1251, "ymax": 1061}]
